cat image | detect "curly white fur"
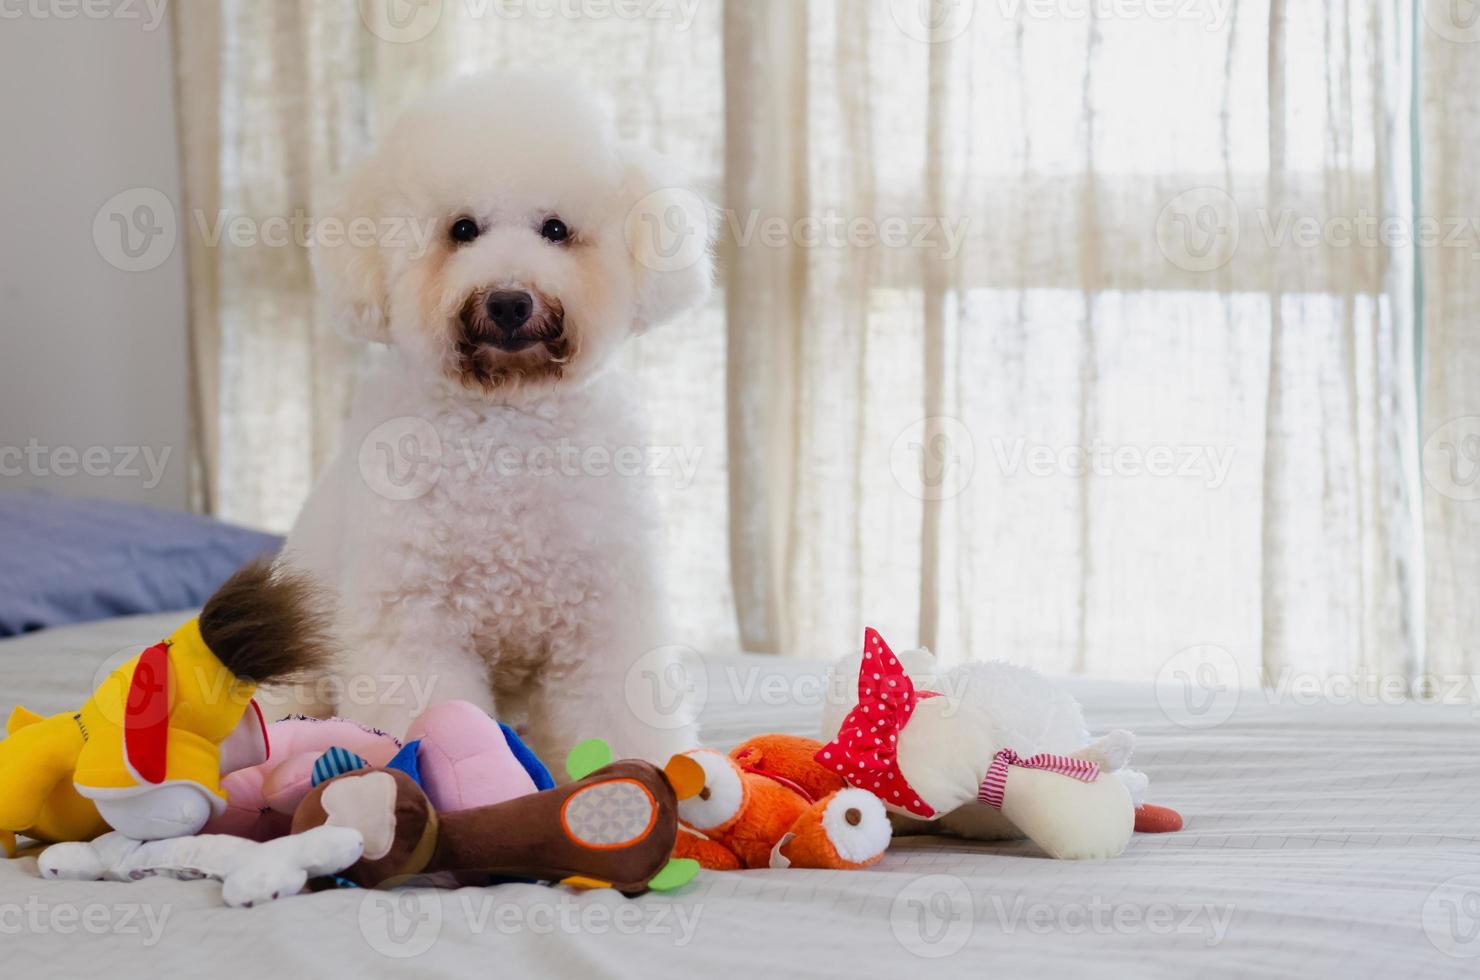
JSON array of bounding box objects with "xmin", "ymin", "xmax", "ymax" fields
[{"xmin": 282, "ymin": 73, "xmax": 712, "ymax": 767}]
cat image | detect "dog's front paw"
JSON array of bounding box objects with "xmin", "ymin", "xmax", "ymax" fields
[{"xmin": 38, "ymin": 842, "xmax": 105, "ymax": 881}]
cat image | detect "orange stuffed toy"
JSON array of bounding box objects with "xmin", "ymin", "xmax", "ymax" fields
[{"xmin": 673, "ymin": 734, "xmax": 890, "ymax": 871}]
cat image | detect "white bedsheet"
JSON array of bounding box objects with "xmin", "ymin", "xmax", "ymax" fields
[{"xmin": 3, "ymin": 612, "xmax": 1478, "ymax": 978}]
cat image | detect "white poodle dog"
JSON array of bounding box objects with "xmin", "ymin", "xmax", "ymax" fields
[{"xmin": 282, "ymin": 73, "xmax": 713, "ymax": 767}]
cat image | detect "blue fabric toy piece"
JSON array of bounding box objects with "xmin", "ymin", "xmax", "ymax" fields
[
  {"xmin": 500, "ymin": 723, "xmax": 554, "ymax": 790},
  {"xmin": 385, "ymin": 739, "xmax": 424, "ymax": 786},
  {"xmin": 311, "ymin": 746, "xmax": 370, "ymax": 788}
]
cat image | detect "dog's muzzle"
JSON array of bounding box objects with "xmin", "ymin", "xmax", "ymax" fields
[
  {"xmin": 453, "ymin": 287, "xmax": 573, "ymax": 392},
  {"xmin": 458, "ymin": 288, "xmax": 565, "ymax": 354}
]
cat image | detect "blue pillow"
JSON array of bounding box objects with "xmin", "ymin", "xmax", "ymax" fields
[{"xmin": 0, "ymin": 491, "xmax": 282, "ymax": 636}]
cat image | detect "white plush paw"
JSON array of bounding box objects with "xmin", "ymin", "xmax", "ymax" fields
[
  {"xmin": 1000, "ymin": 766, "xmax": 1135, "ymax": 860},
  {"xmin": 1114, "ymin": 766, "xmax": 1149, "ymax": 806},
  {"xmin": 266, "ymin": 825, "xmax": 366, "ymax": 877},
  {"xmin": 37, "ymin": 842, "xmax": 105, "ymax": 881},
  {"xmin": 222, "ymin": 860, "xmax": 309, "ymax": 908},
  {"xmin": 222, "ymin": 827, "xmax": 365, "ymax": 907},
  {"xmin": 1078, "ymin": 730, "xmax": 1135, "ymax": 771}
]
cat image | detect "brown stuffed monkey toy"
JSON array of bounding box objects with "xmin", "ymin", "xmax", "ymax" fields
[{"xmin": 291, "ymin": 739, "xmax": 703, "ymax": 895}]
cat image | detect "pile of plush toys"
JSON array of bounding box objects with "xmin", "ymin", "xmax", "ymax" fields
[{"xmin": 0, "ymin": 562, "xmax": 1180, "ymax": 907}]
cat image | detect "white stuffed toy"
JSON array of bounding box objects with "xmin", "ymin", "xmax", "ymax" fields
[
  {"xmin": 817, "ymin": 629, "xmax": 1180, "ymax": 860},
  {"xmin": 37, "ymin": 826, "xmax": 364, "ymax": 907}
]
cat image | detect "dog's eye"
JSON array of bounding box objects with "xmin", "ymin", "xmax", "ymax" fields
[
  {"xmin": 540, "ymin": 218, "xmax": 570, "ymax": 244},
  {"xmin": 450, "ymin": 217, "xmax": 480, "ymax": 244}
]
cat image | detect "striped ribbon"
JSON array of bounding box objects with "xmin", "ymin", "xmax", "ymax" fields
[
  {"xmin": 977, "ymin": 749, "xmax": 1101, "ymax": 810},
  {"xmin": 311, "ymin": 746, "xmax": 370, "ymax": 788}
]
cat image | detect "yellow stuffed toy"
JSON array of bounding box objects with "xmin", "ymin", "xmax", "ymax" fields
[
  {"xmin": 0, "ymin": 558, "xmax": 331, "ymax": 856},
  {"xmin": 0, "ymin": 708, "xmax": 109, "ymax": 858}
]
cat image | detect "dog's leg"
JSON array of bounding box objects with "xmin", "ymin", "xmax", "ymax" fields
[
  {"xmin": 344, "ymin": 640, "xmax": 494, "ymax": 739},
  {"xmin": 273, "ymin": 463, "xmax": 353, "ymax": 721},
  {"xmin": 525, "ymin": 617, "xmax": 699, "ymax": 770},
  {"xmin": 254, "ymin": 672, "xmax": 339, "ymax": 721},
  {"xmin": 333, "ymin": 601, "xmax": 495, "ymax": 739}
]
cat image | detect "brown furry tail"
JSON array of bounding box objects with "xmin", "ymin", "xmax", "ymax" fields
[{"xmin": 198, "ymin": 556, "xmax": 335, "ymax": 685}]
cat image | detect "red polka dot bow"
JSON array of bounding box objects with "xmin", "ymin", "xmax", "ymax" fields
[{"xmin": 816, "ymin": 628, "xmax": 938, "ymax": 818}]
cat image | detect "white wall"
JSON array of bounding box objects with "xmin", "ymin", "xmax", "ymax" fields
[{"xmin": 0, "ymin": 4, "xmax": 190, "ymax": 510}]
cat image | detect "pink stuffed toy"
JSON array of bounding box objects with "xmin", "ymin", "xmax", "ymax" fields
[
  {"xmin": 204, "ymin": 702, "xmax": 547, "ymax": 841},
  {"xmin": 404, "ymin": 700, "xmax": 544, "ymax": 812},
  {"xmin": 206, "ymin": 717, "xmax": 400, "ymax": 841}
]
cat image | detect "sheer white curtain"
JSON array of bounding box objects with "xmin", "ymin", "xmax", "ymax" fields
[
  {"xmin": 1419, "ymin": 0, "xmax": 1480, "ymax": 691},
  {"xmin": 173, "ymin": 1, "xmax": 1476, "ymax": 690},
  {"xmin": 725, "ymin": 0, "xmax": 1419, "ymax": 690}
]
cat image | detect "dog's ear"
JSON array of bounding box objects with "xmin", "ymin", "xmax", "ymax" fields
[
  {"xmin": 619, "ymin": 143, "xmax": 715, "ymax": 333},
  {"xmin": 312, "ymin": 161, "xmax": 391, "ymax": 344}
]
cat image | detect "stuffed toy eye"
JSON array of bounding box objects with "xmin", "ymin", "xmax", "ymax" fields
[
  {"xmin": 819, "ymin": 788, "xmax": 892, "ymax": 864},
  {"xmin": 675, "ymin": 750, "xmax": 743, "ymax": 831}
]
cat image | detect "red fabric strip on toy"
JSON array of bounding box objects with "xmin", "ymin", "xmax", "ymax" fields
[
  {"xmin": 815, "ymin": 628, "xmax": 939, "ymax": 818},
  {"xmin": 737, "ymin": 764, "xmax": 818, "ymax": 805},
  {"xmin": 977, "ymin": 748, "xmax": 1101, "ymax": 810},
  {"xmin": 124, "ymin": 641, "xmax": 172, "ymax": 785}
]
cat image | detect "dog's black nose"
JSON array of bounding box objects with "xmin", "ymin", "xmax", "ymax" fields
[{"xmin": 486, "ymin": 290, "xmax": 533, "ymax": 332}]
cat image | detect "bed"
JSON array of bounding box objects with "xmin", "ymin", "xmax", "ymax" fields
[{"xmin": 3, "ymin": 612, "xmax": 1477, "ymax": 978}]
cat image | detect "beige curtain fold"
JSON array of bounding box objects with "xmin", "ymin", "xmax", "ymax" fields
[
  {"xmin": 173, "ymin": 0, "xmax": 370, "ymax": 523},
  {"xmin": 171, "ymin": 0, "xmax": 223, "ymax": 513},
  {"xmin": 721, "ymin": 0, "xmax": 810, "ymax": 654},
  {"xmin": 1257, "ymin": 0, "xmax": 1418, "ymax": 686},
  {"xmin": 171, "ymin": 1, "xmax": 1469, "ymax": 686},
  {"xmin": 1420, "ymin": 5, "xmax": 1480, "ymax": 684}
]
